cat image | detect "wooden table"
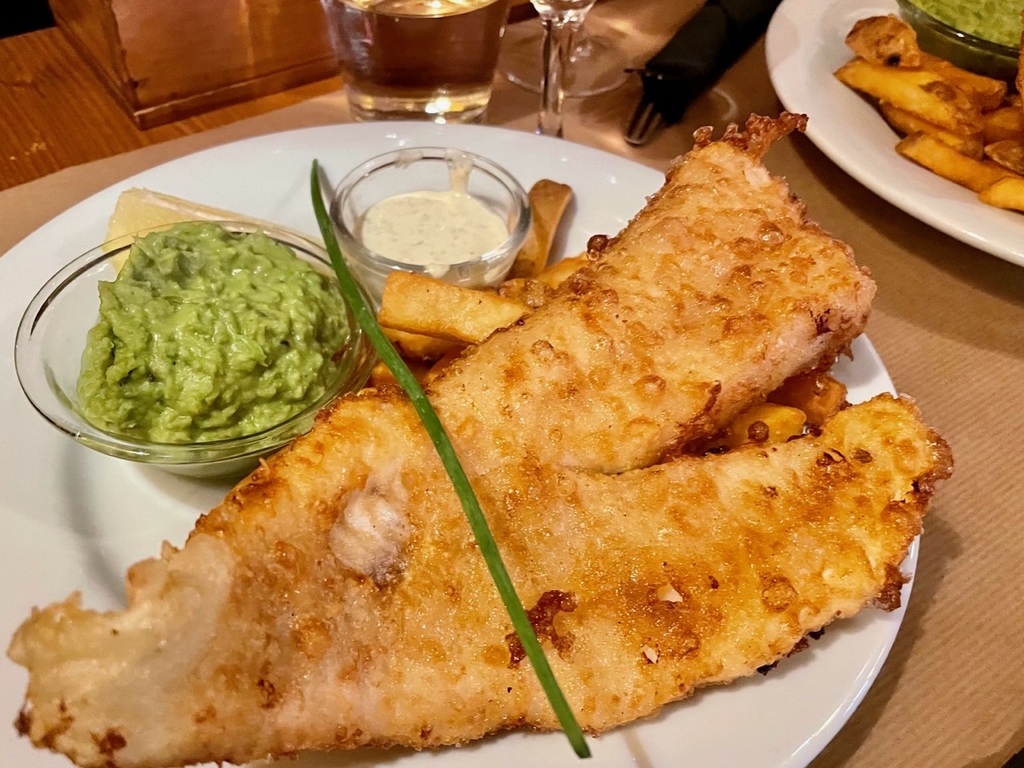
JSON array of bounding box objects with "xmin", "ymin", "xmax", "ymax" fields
[
  {"xmin": 0, "ymin": 26, "xmax": 341, "ymax": 191},
  {"xmin": 0, "ymin": 0, "xmax": 537, "ymax": 190},
  {"xmin": 2, "ymin": 3, "xmax": 1023, "ymax": 768}
]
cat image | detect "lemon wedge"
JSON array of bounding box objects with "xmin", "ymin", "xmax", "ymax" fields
[{"xmin": 105, "ymin": 188, "xmax": 308, "ymax": 270}]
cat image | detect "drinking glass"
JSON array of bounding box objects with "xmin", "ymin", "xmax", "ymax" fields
[
  {"xmin": 322, "ymin": 0, "xmax": 512, "ymax": 123},
  {"xmin": 500, "ymin": 21, "xmax": 627, "ymax": 98},
  {"xmin": 530, "ymin": 0, "xmax": 599, "ymax": 137}
]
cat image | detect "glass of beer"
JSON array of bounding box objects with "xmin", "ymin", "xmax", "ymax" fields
[{"xmin": 322, "ymin": 0, "xmax": 512, "ymax": 123}]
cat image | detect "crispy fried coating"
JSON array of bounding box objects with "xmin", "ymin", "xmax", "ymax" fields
[
  {"xmin": 8, "ymin": 115, "xmax": 946, "ymax": 768},
  {"xmin": 429, "ymin": 112, "xmax": 875, "ymax": 474},
  {"xmin": 9, "ymin": 394, "xmax": 950, "ymax": 768}
]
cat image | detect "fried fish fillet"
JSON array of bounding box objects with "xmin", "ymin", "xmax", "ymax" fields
[
  {"xmin": 10, "ymin": 394, "xmax": 950, "ymax": 768},
  {"xmin": 9, "ymin": 115, "xmax": 945, "ymax": 768},
  {"xmin": 429, "ymin": 112, "xmax": 876, "ymax": 474}
]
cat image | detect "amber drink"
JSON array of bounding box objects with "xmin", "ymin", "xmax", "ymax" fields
[{"xmin": 323, "ymin": 0, "xmax": 511, "ymax": 123}]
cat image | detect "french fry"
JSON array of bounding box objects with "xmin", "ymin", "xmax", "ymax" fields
[
  {"xmin": 984, "ymin": 139, "xmax": 1024, "ymax": 175},
  {"xmin": 844, "ymin": 14, "xmax": 922, "ymax": 67},
  {"xmin": 918, "ymin": 52, "xmax": 1008, "ymax": 112},
  {"xmin": 717, "ymin": 403, "xmax": 807, "ymax": 450},
  {"xmin": 535, "ymin": 253, "xmax": 589, "ymax": 289},
  {"xmin": 768, "ymin": 372, "xmax": 848, "ymax": 428},
  {"xmin": 839, "ymin": 17, "xmax": 1004, "ymax": 111},
  {"xmin": 508, "ymin": 179, "xmax": 574, "ymax": 279},
  {"xmin": 378, "ymin": 271, "xmax": 529, "ymax": 345},
  {"xmin": 896, "ymin": 132, "xmax": 1018, "ymax": 193},
  {"xmin": 978, "ymin": 176, "xmax": 1024, "ymax": 211},
  {"xmin": 383, "ymin": 327, "xmax": 464, "ymax": 362},
  {"xmin": 368, "ymin": 358, "xmax": 433, "ymax": 388},
  {"xmin": 837, "ymin": 15, "xmax": 1024, "ymax": 216},
  {"xmin": 982, "ymin": 105, "xmax": 1024, "ymax": 143},
  {"xmin": 835, "ymin": 58, "xmax": 982, "ymax": 134},
  {"xmin": 879, "ymin": 101, "xmax": 983, "ymax": 158}
]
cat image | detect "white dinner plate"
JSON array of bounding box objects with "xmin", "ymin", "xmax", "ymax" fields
[
  {"xmin": 766, "ymin": 0, "xmax": 1024, "ymax": 268},
  {"xmin": 0, "ymin": 122, "xmax": 905, "ymax": 768}
]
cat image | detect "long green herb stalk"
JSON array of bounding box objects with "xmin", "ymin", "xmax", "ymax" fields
[{"xmin": 310, "ymin": 162, "xmax": 589, "ymax": 758}]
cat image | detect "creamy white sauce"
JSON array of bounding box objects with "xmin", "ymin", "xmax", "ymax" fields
[{"xmin": 359, "ymin": 189, "xmax": 509, "ymax": 266}]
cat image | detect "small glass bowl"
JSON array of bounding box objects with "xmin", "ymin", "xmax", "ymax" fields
[
  {"xmin": 329, "ymin": 147, "xmax": 531, "ymax": 304},
  {"xmin": 14, "ymin": 222, "xmax": 376, "ymax": 479},
  {"xmin": 897, "ymin": 0, "xmax": 1020, "ymax": 82}
]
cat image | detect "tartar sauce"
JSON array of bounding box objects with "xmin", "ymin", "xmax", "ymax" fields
[{"xmin": 359, "ymin": 190, "xmax": 509, "ymax": 266}]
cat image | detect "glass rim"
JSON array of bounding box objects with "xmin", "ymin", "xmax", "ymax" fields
[
  {"xmin": 328, "ymin": 145, "xmax": 532, "ymax": 273},
  {"xmin": 14, "ymin": 220, "xmax": 377, "ymax": 466}
]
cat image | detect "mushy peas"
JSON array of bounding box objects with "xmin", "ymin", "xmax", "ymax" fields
[
  {"xmin": 911, "ymin": 0, "xmax": 1022, "ymax": 48},
  {"xmin": 78, "ymin": 222, "xmax": 350, "ymax": 443}
]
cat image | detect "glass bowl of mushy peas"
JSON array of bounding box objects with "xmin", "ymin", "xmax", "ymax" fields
[
  {"xmin": 897, "ymin": 0, "xmax": 1021, "ymax": 82},
  {"xmin": 14, "ymin": 221, "xmax": 376, "ymax": 478}
]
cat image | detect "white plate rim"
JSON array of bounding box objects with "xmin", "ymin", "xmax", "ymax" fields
[
  {"xmin": 0, "ymin": 122, "xmax": 909, "ymax": 768},
  {"xmin": 765, "ymin": 0, "xmax": 1024, "ymax": 268}
]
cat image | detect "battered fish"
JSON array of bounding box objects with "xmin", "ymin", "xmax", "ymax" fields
[
  {"xmin": 9, "ymin": 394, "xmax": 950, "ymax": 768},
  {"xmin": 430, "ymin": 113, "xmax": 876, "ymax": 474},
  {"xmin": 8, "ymin": 115, "xmax": 949, "ymax": 768}
]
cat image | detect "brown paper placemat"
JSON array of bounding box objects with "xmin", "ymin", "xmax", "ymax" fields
[{"xmin": 2, "ymin": 20, "xmax": 1022, "ymax": 768}]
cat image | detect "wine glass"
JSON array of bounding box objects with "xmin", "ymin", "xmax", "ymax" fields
[
  {"xmin": 530, "ymin": 0, "xmax": 599, "ymax": 137},
  {"xmin": 500, "ymin": 21, "xmax": 628, "ymax": 98}
]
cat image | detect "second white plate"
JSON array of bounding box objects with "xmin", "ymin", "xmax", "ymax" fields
[{"xmin": 766, "ymin": 0, "xmax": 1024, "ymax": 268}]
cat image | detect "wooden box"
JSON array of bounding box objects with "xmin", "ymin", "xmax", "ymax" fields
[{"xmin": 49, "ymin": 0, "xmax": 339, "ymax": 128}]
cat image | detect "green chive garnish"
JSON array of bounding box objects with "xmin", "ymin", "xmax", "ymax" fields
[{"xmin": 310, "ymin": 162, "xmax": 590, "ymax": 758}]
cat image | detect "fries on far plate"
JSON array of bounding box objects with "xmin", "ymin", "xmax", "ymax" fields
[
  {"xmin": 983, "ymin": 138, "xmax": 1024, "ymax": 175},
  {"xmin": 983, "ymin": 104, "xmax": 1024, "ymax": 143},
  {"xmin": 836, "ymin": 14, "xmax": 1024, "ymax": 213},
  {"xmin": 896, "ymin": 133, "xmax": 1016, "ymax": 192},
  {"xmin": 844, "ymin": 13, "xmax": 922, "ymax": 67},
  {"xmin": 879, "ymin": 102, "xmax": 984, "ymax": 157},
  {"xmin": 834, "ymin": 58, "xmax": 983, "ymax": 134},
  {"xmin": 978, "ymin": 176, "xmax": 1024, "ymax": 211},
  {"xmin": 918, "ymin": 52, "xmax": 1008, "ymax": 111}
]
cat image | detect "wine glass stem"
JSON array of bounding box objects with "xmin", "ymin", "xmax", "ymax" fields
[{"xmin": 537, "ymin": 16, "xmax": 581, "ymax": 138}]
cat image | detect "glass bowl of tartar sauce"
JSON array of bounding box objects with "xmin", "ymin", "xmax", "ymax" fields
[{"xmin": 329, "ymin": 147, "xmax": 531, "ymax": 303}]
